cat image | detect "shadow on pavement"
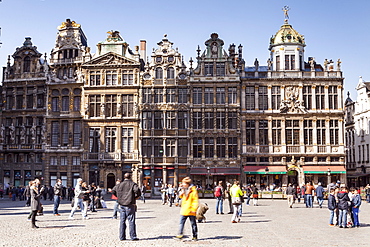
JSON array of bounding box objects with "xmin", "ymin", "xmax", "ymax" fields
[
  {"xmin": 203, "ymin": 236, "xmax": 242, "ymax": 240},
  {"xmin": 242, "ymin": 220, "xmax": 271, "ymax": 223},
  {"xmin": 42, "ymin": 225, "xmax": 86, "ymax": 229},
  {"xmin": 200, "ymin": 220, "xmax": 222, "ymax": 223}
]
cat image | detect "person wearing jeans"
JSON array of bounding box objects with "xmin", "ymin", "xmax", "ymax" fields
[
  {"xmin": 53, "ymin": 179, "xmax": 63, "ymax": 216},
  {"xmin": 351, "ymin": 188, "xmax": 361, "ymax": 227},
  {"xmin": 175, "ymin": 177, "xmax": 198, "ymax": 241},
  {"xmin": 315, "ymin": 182, "xmax": 324, "ymax": 208},
  {"xmin": 69, "ymin": 178, "xmax": 86, "ymax": 219},
  {"xmin": 214, "ymin": 181, "xmax": 224, "ymax": 214},
  {"xmin": 327, "ymin": 188, "xmax": 337, "ymax": 226},
  {"xmin": 304, "ymin": 182, "xmax": 314, "ymax": 208},
  {"xmin": 337, "ymin": 186, "xmax": 350, "ymax": 228}
]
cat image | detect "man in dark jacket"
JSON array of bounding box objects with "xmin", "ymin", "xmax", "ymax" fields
[
  {"xmin": 286, "ymin": 183, "xmax": 295, "ymax": 208},
  {"xmin": 315, "ymin": 182, "xmax": 325, "ymax": 208},
  {"xmin": 337, "ymin": 186, "xmax": 350, "ymax": 228},
  {"xmin": 53, "ymin": 179, "xmax": 63, "ymax": 216},
  {"xmin": 112, "ymin": 173, "xmax": 141, "ymax": 241},
  {"xmin": 327, "ymin": 188, "xmax": 337, "ymax": 226}
]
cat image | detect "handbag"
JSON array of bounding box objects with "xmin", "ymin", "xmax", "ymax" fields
[
  {"xmin": 253, "ymin": 194, "xmax": 258, "ymax": 199},
  {"xmin": 232, "ymin": 197, "xmax": 241, "ymax": 204}
]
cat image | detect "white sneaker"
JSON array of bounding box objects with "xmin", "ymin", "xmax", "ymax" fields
[{"xmin": 68, "ymin": 216, "xmax": 74, "ymax": 220}]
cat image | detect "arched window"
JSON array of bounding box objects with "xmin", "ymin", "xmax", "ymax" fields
[
  {"xmin": 155, "ymin": 67, "xmax": 163, "ymax": 79},
  {"xmin": 167, "ymin": 67, "xmax": 175, "ymax": 79},
  {"xmin": 23, "ymin": 56, "xmax": 31, "ymax": 72}
]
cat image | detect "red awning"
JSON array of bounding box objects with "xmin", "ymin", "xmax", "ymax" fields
[
  {"xmin": 190, "ymin": 167, "xmax": 241, "ymax": 175},
  {"xmin": 243, "ymin": 166, "xmax": 286, "ymax": 174},
  {"xmin": 303, "ymin": 166, "xmax": 346, "ymax": 174}
]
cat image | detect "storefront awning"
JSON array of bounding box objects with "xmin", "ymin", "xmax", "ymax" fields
[
  {"xmin": 303, "ymin": 166, "xmax": 346, "ymax": 174},
  {"xmin": 243, "ymin": 166, "xmax": 286, "ymax": 174},
  {"xmin": 190, "ymin": 167, "xmax": 241, "ymax": 175}
]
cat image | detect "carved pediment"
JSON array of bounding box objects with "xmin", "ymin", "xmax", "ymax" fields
[{"xmin": 83, "ymin": 52, "xmax": 139, "ymax": 67}]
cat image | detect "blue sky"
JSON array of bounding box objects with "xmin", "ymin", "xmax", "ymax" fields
[{"xmin": 0, "ymin": 0, "xmax": 369, "ymax": 100}]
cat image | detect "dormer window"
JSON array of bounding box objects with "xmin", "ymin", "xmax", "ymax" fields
[
  {"xmin": 167, "ymin": 67, "xmax": 174, "ymax": 79},
  {"xmin": 216, "ymin": 63, "xmax": 225, "ymax": 76},
  {"xmin": 285, "ymin": 55, "xmax": 295, "ymax": 70},
  {"xmin": 204, "ymin": 62, "xmax": 213, "ymax": 76},
  {"xmin": 23, "ymin": 56, "xmax": 31, "ymax": 72},
  {"xmin": 155, "ymin": 67, "xmax": 163, "ymax": 79},
  {"xmin": 167, "ymin": 56, "xmax": 174, "ymax": 63},
  {"xmin": 156, "ymin": 56, "xmax": 162, "ymax": 63}
]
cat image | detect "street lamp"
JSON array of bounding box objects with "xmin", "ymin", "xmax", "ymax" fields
[
  {"xmin": 95, "ymin": 169, "xmax": 98, "ymax": 186},
  {"xmin": 265, "ymin": 167, "xmax": 271, "ymax": 199},
  {"xmin": 206, "ymin": 167, "xmax": 210, "ymax": 190},
  {"xmin": 327, "ymin": 168, "xmax": 331, "ymax": 186}
]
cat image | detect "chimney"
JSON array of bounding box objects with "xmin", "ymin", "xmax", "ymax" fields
[{"xmin": 140, "ymin": 40, "xmax": 147, "ymax": 63}]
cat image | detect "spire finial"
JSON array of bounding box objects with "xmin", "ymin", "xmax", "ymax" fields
[
  {"xmin": 196, "ymin": 45, "xmax": 201, "ymax": 57},
  {"xmin": 347, "ymin": 91, "xmax": 350, "ymax": 98},
  {"xmin": 282, "ymin": 6, "xmax": 290, "ymax": 23}
]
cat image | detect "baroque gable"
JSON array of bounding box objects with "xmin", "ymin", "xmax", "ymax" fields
[{"xmin": 83, "ymin": 52, "xmax": 139, "ymax": 67}]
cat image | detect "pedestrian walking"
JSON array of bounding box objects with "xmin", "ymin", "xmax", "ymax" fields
[
  {"xmin": 365, "ymin": 184, "xmax": 370, "ymax": 203},
  {"xmin": 214, "ymin": 181, "xmax": 224, "ymax": 214},
  {"xmin": 111, "ymin": 173, "xmax": 141, "ymax": 241},
  {"xmin": 251, "ymin": 184, "xmax": 259, "ymax": 206},
  {"xmin": 230, "ymin": 181, "xmax": 244, "ymax": 223},
  {"xmin": 305, "ymin": 182, "xmax": 315, "ymax": 208},
  {"xmin": 53, "ymin": 179, "xmax": 63, "ymax": 216},
  {"xmin": 225, "ymin": 182, "xmax": 233, "ymax": 214},
  {"xmin": 89, "ymin": 183, "xmax": 97, "ymax": 212},
  {"xmin": 285, "ymin": 183, "xmax": 295, "ymax": 208},
  {"xmin": 316, "ymin": 182, "xmax": 324, "ymax": 208},
  {"xmin": 81, "ymin": 182, "xmax": 91, "ymax": 219},
  {"xmin": 245, "ymin": 184, "xmax": 252, "ymax": 206},
  {"xmin": 69, "ymin": 178, "xmax": 88, "ymax": 220},
  {"xmin": 30, "ymin": 179, "xmax": 44, "ymax": 228},
  {"xmin": 141, "ymin": 184, "xmax": 146, "ymax": 203},
  {"xmin": 175, "ymin": 177, "xmax": 198, "ymax": 241},
  {"xmin": 167, "ymin": 184, "xmax": 175, "ymax": 207},
  {"xmin": 24, "ymin": 182, "xmax": 32, "ymax": 207},
  {"xmin": 161, "ymin": 183, "xmax": 168, "ymax": 205}
]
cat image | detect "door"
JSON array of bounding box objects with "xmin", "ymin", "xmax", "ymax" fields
[
  {"xmin": 288, "ymin": 170, "xmax": 298, "ymax": 186},
  {"xmin": 107, "ymin": 173, "xmax": 115, "ymax": 189}
]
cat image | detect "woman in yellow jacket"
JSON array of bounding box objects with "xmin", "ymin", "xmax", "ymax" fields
[
  {"xmin": 175, "ymin": 177, "xmax": 199, "ymax": 241},
  {"xmin": 230, "ymin": 181, "xmax": 244, "ymax": 223}
]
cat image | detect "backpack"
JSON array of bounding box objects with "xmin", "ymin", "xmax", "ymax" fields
[{"xmin": 214, "ymin": 186, "xmax": 222, "ymax": 197}]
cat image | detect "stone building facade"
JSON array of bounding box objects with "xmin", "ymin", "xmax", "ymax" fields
[{"xmin": 0, "ymin": 15, "xmax": 346, "ymax": 192}]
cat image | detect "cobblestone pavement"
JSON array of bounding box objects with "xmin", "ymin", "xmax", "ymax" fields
[{"xmin": 0, "ymin": 196, "xmax": 369, "ymax": 247}]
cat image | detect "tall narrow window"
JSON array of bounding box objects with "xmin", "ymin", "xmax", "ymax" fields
[
  {"xmin": 73, "ymin": 121, "xmax": 81, "ymax": 147},
  {"xmin": 304, "ymin": 120, "xmax": 313, "ymax": 145},
  {"xmin": 155, "ymin": 67, "xmax": 163, "ymax": 79},
  {"xmin": 142, "ymin": 112, "xmax": 152, "ymax": 129},
  {"xmin": 106, "ymin": 95, "xmax": 117, "ymax": 118},
  {"xmin": 271, "ymin": 86, "xmax": 281, "ymax": 110},
  {"xmin": 303, "ymin": 86, "xmax": 312, "ymax": 110},
  {"xmin": 154, "ymin": 139, "xmax": 164, "ymax": 157},
  {"xmin": 193, "ymin": 88, "xmax": 202, "ymax": 104},
  {"xmin": 272, "ymin": 120, "xmax": 281, "ymax": 145},
  {"xmin": 62, "ymin": 96, "xmax": 69, "ymax": 111},
  {"xmin": 89, "ymin": 95, "xmax": 101, "ymax": 117},
  {"xmin": 205, "ymin": 137, "xmax": 214, "ymax": 158},
  {"xmin": 90, "ymin": 71, "xmax": 101, "ymax": 86},
  {"xmin": 258, "ymin": 86, "xmax": 268, "ymax": 110},
  {"xmin": 166, "ymin": 89, "xmax": 176, "ymax": 103},
  {"xmin": 142, "ymin": 88, "xmax": 151, "ymax": 103},
  {"xmin": 122, "ymin": 128, "xmax": 133, "ymax": 153},
  {"xmin": 193, "ymin": 138, "xmax": 203, "ymax": 158},
  {"xmin": 89, "ymin": 128, "xmax": 100, "ymax": 153},
  {"xmin": 216, "ymin": 137, "xmax": 226, "ymax": 158},
  {"xmin": 204, "ymin": 88, "xmax": 214, "ymax": 104},
  {"xmin": 316, "ymin": 86, "xmax": 325, "ymax": 110},
  {"xmin": 317, "ymin": 120, "xmax": 326, "ymax": 145},
  {"xmin": 154, "ymin": 111, "xmax": 163, "ymax": 129},
  {"xmin": 52, "ymin": 97, "xmax": 59, "ymax": 112},
  {"xmin": 154, "ymin": 89, "xmax": 163, "ymax": 103},
  {"xmin": 122, "ymin": 95, "xmax": 134, "ymax": 117},
  {"xmin": 73, "ymin": 96, "xmax": 81, "ymax": 111},
  {"xmin": 61, "ymin": 156, "xmax": 67, "ymax": 166},
  {"xmin": 167, "ymin": 67, "xmax": 175, "ymax": 79},
  {"xmin": 105, "ymin": 127, "xmax": 116, "ymax": 152},
  {"xmin": 72, "ymin": 157, "xmax": 80, "ymax": 166},
  {"xmin": 286, "ymin": 120, "xmax": 300, "ymax": 145},
  {"xmin": 193, "ymin": 112, "xmax": 202, "ymax": 129},
  {"xmin": 259, "ymin": 120, "xmax": 268, "ymax": 145},
  {"xmin": 178, "ymin": 112, "xmax": 188, "ymax": 129},
  {"xmin": 228, "ymin": 87, "xmax": 237, "ymax": 104},
  {"xmin": 205, "ymin": 112, "xmax": 214, "ymax": 129},
  {"xmin": 23, "ymin": 56, "xmax": 31, "ymax": 72},
  {"xmin": 106, "ymin": 70, "xmax": 118, "ymax": 85},
  {"xmin": 61, "ymin": 121, "xmax": 68, "ymax": 146},
  {"xmin": 328, "ymin": 86, "xmax": 338, "ymax": 110},
  {"xmin": 166, "ymin": 111, "xmax": 176, "ymax": 129},
  {"xmin": 276, "ymin": 56, "xmax": 280, "ymax": 71},
  {"xmin": 216, "ymin": 112, "xmax": 225, "ymax": 129},
  {"xmin": 216, "ymin": 63, "xmax": 225, "ymax": 76},
  {"xmin": 26, "ymin": 87, "xmax": 33, "ymax": 109},
  {"xmin": 166, "ymin": 139, "xmax": 176, "ymax": 157},
  {"xmin": 228, "ymin": 112, "xmax": 237, "ymax": 129},
  {"xmin": 246, "ymin": 120, "xmax": 255, "ymax": 145},
  {"xmin": 122, "ymin": 70, "xmax": 134, "ymax": 85},
  {"xmin": 216, "ymin": 88, "xmax": 225, "ymax": 104},
  {"xmin": 178, "ymin": 89, "xmax": 187, "ymax": 103},
  {"xmin": 228, "ymin": 137, "xmax": 237, "ymax": 158},
  {"xmin": 142, "ymin": 139, "xmax": 152, "ymax": 157},
  {"xmin": 178, "ymin": 139, "xmax": 188, "ymax": 157},
  {"xmin": 246, "ymin": 87, "xmax": 255, "ymax": 110},
  {"xmin": 204, "ymin": 62, "xmax": 213, "ymax": 76},
  {"xmin": 329, "ymin": 120, "xmax": 339, "ymax": 145},
  {"xmin": 51, "ymin": 121, "xmax": 60, "ymax": 147}
]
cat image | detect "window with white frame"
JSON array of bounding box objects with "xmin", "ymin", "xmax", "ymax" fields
[
  {"xmin": 166, "ymin": 111, "xmax": 176, "ymax": 129},
  {"xmin": 204, "ymin": 88, "xmax": 214, "ymax": 104},
  {"xmin": 60, "ymin": 156, "xmax": 67, "ymax": 166},
  {"xmin": 122, "ymin": 127, "xmax": 134, "ymax": 153},
  {"xmin": 166, "ymin": 139, "xmax": 176, "ymax": 157},
  {"xmin": 246, "ymin": 86, "xmax": 255, "ymax": 110},
  {"xmin": 166, "ymin": 89, "xmax": 176, "ymax": 103},
  {"xmin": 90, "ymin": 71, "xmax": 101, "ymax": 86},
  {"xmin": 50, "ymin": 156, "xmax": 58, "ymax": 166},
  {"xmin": 216, "ymin": 88, "xmax": 225, "ymax": 104},
  {"xmin": 106, "ymin": 95, "xmax": 117, "ymax": 117},
  {"xmin": 316, "ymin": 120, "xmax": 326, "ymax": 145},
  {"xmin": 89, "ymin": 95, "xmax": 101, "ymax": 117},
  {"xmin": 304, "ymin": 120, "xmax": 313, "ymax": 145},
  {"xmin": 193, "ymin": 88, "xmax": 202, "ymax": 104},
  {"xmin": 72, "ymin": 156, "xmax": 81, "ymax": 166},
  {"xmin": 105, "ymin": 127, "xmax": 117, "ymax": 152},
  {"xmin": 122, "ymin": 70, "xmax": 134, "ymax": 85},
  {"xmin": 106, "ymin": 70, "xmax": 118, "ymax": 85},
  {"xmin": 228, "ymin": 87, "xmax": 237, "ymax": 104}
]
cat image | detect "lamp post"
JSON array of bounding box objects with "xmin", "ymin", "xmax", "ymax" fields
[
  {"xmin": 327, "ymin": 168, "xmax": 331, "ymax": 187},
  {"xmin": 265, "ymin": 167, "xmax": 271, "ymax": 199},
  {"xmin": 95, "ymin": 169, "xmax": 98, "ymax": 187},
  {"xmin": 206, "ymin": 167, "xmax": 210, "ymax": 190}
]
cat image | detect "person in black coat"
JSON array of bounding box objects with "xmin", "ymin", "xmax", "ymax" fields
[
  {"xmin": 327, "ymin": 188, "xmax": 337, "ymax": 226},
  {"xmin": 30, "ymin": 179, "xmax": 44, "ymax": 228},
  {"xmin": 337, "ymin": 186, "xmax": 350, "ymax": 228}
]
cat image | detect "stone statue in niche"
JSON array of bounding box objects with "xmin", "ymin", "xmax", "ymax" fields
[
  {"xmin": 211, "ymin": 42, "xmax": 218, "ymax": 55},
  {"xmin": 279, "ymin": 86, "xmax": 308, "ymax": 114}
]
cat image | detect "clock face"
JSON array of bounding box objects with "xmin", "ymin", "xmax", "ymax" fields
[{"xmin": 144, "ymin": 73, "xmax": 151, "ymax": 80}]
